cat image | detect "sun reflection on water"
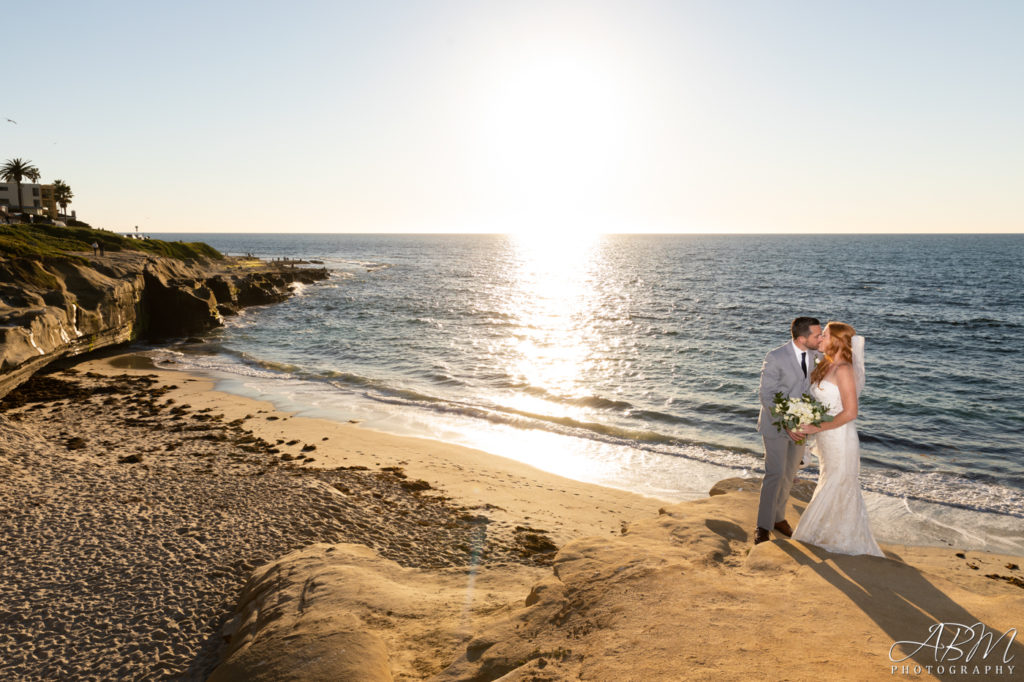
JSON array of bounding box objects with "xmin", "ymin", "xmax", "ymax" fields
[{"xmin": 495, "ymin": 231, "xmax": 606, "ymax": 419}]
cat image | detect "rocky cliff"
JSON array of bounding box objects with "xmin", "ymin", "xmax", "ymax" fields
[{"xmin": 0, "ymin": 252, "xmax": 328, "ymax": 398}]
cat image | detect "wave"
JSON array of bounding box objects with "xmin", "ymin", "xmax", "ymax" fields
[
  {"xmin": 569, "ymin": 395, "xmax": 635, "ymax": 410},
  {"xmin": 329, "ymin": 258, "xmax": 391, "ymax": 270},
  {"xmin": 627, "ymin": 409, "xmax": 700, "ymax": 428},
  {"xmin": 149, "ymin": 348, "xmax": 291, "ymax": 379},
  {"xmin": 482, "ymin": 378, "xmax": 636, "ymax": 412},
  {"xmin": 861, "ymin": 470, "xmax": 1024, "ymax": 520},
  {"xmin": 912, "ymin": 317, "xmax": 1020, "ymax": 329},
  {"xmin": 211, "ymin": 348, "xmax": 303, "ymax": 375},
  {"xmin": 154, "ymin": 346, "xmax": 1024, "ymax": 519}
]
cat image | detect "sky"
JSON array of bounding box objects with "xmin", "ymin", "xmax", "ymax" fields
[{"xmin": 3, "ymin": 0, "xmax": 1022, "ymax": 235}]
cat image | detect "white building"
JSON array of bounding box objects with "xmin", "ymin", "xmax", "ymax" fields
[{"xmin": 0, "ymin": 182, "xmax": 56, "ymax": 216}]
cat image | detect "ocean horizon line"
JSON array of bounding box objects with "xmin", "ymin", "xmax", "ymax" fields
[{"xmin": 149, "ymin": 231, "xmax": 1024, "ymax": 237}]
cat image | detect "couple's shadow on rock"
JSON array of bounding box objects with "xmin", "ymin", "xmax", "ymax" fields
[{"xmin": 774, "ymin": 540, "xmax": 1023, "ymax": 680}]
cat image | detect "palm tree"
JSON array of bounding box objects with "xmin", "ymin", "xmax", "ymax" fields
[
  {"xmin": 52, "ymin": 179, "xmax": 73, "ymax": 217},
  {"xmin": 1, "ymin": 158, "xmax": 40, "ymax": 211}
]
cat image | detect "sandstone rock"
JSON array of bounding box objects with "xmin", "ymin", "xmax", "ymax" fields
[
  {"xmin": 207, "ymin": 542, "xmax": 547, "ymax": 681},
  {"xmin": 709, "ymin": 476, "xmax": 816, "ymax": 503},
  {"xmin": 203, "ymin": 276, "xmax": 236, "ymax": 304},
  {"xmin": 433, "ymin": 487, "xmax": 1024, "ymax": 681},
  {"xmin": 0, "ymin": 252, "xmax": 328, "ymax": 398},
  {"xmin": 235, "ymin": 278, "xmax": 288, "ymax": 307},
  {"xmin": 208, "ymin": 544, "xmax": 398, "ymax": 682}
]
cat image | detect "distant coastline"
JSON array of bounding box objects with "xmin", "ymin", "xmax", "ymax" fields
[{"xmin": 0, "ymin": 222, "xmax": 328, "ymax": 398}]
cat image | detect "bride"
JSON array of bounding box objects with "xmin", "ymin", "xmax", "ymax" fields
[{"xmin": 792, "ymin": 322, "xmax": 884, "ymax": 557}]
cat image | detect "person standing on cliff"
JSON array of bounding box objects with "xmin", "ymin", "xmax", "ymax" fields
[
  {"xmin": 98, "ymin": 242, "xmax": 105, "ymax": 257},
  {"xmin": 91, "ymin": 241, "xmax": 99, "ymax": 256},
  {"xmin": 754, "ymin": 316, "xmax": 823, "ymax": 545}
]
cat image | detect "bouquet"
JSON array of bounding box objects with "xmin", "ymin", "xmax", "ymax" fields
[{"xmin": 770, "ymin": 392, "xmax": 833, "ymax": 445}]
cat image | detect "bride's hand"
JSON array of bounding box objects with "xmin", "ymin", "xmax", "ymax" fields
[
  {"xmin": 799, "ymin": 424, "xmax": 823, "ymax": 435},
  {"xmin": 785, "ymin": 428, "xmax": 804, "ymax": 442}
]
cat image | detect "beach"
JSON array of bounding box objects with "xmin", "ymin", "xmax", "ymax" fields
[
  {"xmin": 0, "ymin": 352, "xmax": 660, "ymax": 680},
  {"xmin": 1, "ymin": 351, "xmax": 1022, "ymax": 680},
  {"xmin": 4, "ymin": 0, "xmax": 1021, "ymax": 674}
]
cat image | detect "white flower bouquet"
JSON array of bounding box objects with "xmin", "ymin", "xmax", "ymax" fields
[{"xmin": 770, "ymin": 392, "xmax": 833, "ymax": 445}]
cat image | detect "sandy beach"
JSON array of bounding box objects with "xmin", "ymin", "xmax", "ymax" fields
[
  {"xmin": 1, "ymin": 351, "xmax": 1021, "ymax": 681},
  {"xmin": 0, "ymin": 352, "xmax": 661, "ymax": 680},
  {"xmin": 6, "ymin": 0, "xmax": 1022, "ymax": 676}
]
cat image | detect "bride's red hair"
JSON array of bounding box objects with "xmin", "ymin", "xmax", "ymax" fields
[{"xmin": 810, "ymin": 321, "xmax": 856, "ymax": 385}]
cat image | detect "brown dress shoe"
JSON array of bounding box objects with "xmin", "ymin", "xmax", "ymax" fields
[
  {"xmin": 773, "ymin": 520, "xmax": 794, "ymax": 537},
  {"xmin": 754, "ymin": 527, "xmax": 771, "ymax": 544}
]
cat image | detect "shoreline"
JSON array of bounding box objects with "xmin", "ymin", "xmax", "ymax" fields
[
  {"xmin": 2, "ymin": 350, "xmax": 1022, "ymax": 680},
  {"xmin": 100, "ymin": 352, "xmax": 668, "ymax": 547},
  {"xmin": 147, "ymin": 345, "xmax": 1024, "ymax": 556}
]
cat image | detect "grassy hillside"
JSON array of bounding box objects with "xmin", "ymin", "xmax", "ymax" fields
[{"xmin": 0, "ymin": 223, "xmax": 223, "ymax": 262}]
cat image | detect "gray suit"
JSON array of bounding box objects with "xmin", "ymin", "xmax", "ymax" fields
[{"xmin": 756, "ymin": 341, "xmax": 822, "ymax": 530}]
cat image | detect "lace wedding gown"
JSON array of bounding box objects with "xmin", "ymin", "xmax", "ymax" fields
[{"xmin": 792, "ymin": 380, "xmax": 884, "ymax": 557}]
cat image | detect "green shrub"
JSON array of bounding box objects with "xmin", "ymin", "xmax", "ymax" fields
[{"xmin": 0, "ymin": 223, "xmax": 223, "ymax": 262}]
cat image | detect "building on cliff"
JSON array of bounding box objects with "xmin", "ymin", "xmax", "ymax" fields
[{"xmin": 0, "ymin": 182, "xmax": 58, "ymax": 219}]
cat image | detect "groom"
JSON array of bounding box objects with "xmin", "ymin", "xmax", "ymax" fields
[{"xmin": 754, "ymin": 316, "xmax": 822, "ymax": 545}]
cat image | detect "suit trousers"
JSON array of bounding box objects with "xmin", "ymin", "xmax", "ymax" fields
[{"xmin": 757, "ymin": 431, "xmax": 804, "ymax": 530}]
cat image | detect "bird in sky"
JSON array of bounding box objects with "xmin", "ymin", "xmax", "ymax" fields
[{"xmin": 5, "ymin": 118, "xmax": 16, "ymax": 124}]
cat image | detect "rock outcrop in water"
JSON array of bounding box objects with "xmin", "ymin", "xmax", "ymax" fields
[{"xmin": 0, "ymin": 251, "xmax": 328, "ymax": 398}]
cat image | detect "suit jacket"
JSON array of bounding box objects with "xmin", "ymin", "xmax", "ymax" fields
[{"xmin": 757, "ymin": 341, "xmax": 823, "ymax": 436}]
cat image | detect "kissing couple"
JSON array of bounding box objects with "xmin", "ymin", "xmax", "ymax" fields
[{"xmin": 754, "ymin": 317, "xmax": 884, "ymax": 557}]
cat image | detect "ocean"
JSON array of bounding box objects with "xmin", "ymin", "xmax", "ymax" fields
[{"xmin": 150, "ymin": 233, "xmax": 1024, "ymax": 553}]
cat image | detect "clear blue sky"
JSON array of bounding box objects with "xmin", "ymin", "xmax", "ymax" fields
[{"xmin": 4, "ymin": 1, "xmax": 1022, "ymax": 234}]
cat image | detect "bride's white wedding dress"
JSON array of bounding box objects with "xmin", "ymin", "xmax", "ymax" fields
[{"xmin": 792, "ymin": 380, "xmax": 884, "ymax": 557}]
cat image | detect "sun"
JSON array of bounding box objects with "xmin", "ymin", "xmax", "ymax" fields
[{"xmin": 471, "ymin": 49, "xmax": 632, "ymax": 236}]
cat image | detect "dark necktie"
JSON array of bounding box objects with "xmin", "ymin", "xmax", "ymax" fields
[{"xmin": 801, "ymin": 352, "xmax": 807, "ymax": 377}]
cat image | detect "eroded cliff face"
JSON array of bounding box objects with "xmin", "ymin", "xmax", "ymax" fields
[{"xmin": 0, "ymin": 252, "xmax": 328, "ymax": 398}]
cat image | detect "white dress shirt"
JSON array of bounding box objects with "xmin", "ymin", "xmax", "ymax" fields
[{"xmin": 792, "ymin": 341, "xmax": 807, "ymax": 375}]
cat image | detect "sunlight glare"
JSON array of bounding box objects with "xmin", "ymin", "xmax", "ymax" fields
[
  {"xmin": 497, "ymin": 232, "xmax": 603, "ymax": 420},
  {"xmin": 474, "ymin": 49, "xmax": 632, "ymax": 236}
]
